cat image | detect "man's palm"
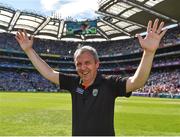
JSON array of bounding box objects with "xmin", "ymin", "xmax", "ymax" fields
[
  {"xmin": 137, "ymin": 19, "xmax": 167, "ymax": 53},
  {"xmin": 15, "ymin": 30, "xmax": 34, "ymax": 52}
]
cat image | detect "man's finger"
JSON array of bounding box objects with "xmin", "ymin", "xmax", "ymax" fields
[
  {"xmin": 152, "ymin": 18, "xmax": 159, "ymax": 33},
  {"xmin": 160, "ymin": 29, "xmax": 167, "ymax": 38},
  {"xmin": 137, "ymin": 34, "xmax": 143, "ymax": 45},
  {"xmin": 23, "ymin": 29, "xmax": 28, "ymax": 38},
  {"xmin": 156, "ymin": 21, "xmax": 164, "ymax": 34},
  {"xmin": 30, "ymin": 35, "xmax": 34, "ymax": 42},
  {"xmin": 16, "ymin": 31, "xmax": 24, "ymax": 41},
  {"xmin": 15, "ymin": 35, "xmax": 22, "ymax": 45},
  {"xmin": 147, "ymin": 20, "xmax": 152, "ymax": 33}
]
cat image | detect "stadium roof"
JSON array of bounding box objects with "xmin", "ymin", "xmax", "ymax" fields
[{"xmin": 0, "ymin": 0, "xmax": 179, "ymax": 41}]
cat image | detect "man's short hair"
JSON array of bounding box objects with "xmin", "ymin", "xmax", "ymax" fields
[{"xmin": 74, "ymin": 45, "xmax": 99, "ymax": 62}]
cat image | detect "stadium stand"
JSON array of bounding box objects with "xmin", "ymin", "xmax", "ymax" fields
[
  {"xmin": 0, "ymin": 26, "xmax": 179, "ymax": 98},
  {"xmin": 0, "ymin": 0, "xmax": 180, "ymax": 98}
]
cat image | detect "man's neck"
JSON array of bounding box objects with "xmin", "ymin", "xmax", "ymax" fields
[
  {"xmin": 81, "ymin": 72, "xmax": 98, "ymax": 89},
  {"xmin": 82, "ymin": 80, "xmax": 94, "ymax": 89}
]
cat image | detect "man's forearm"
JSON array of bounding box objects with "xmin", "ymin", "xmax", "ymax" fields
[{"xmin": 131, "ymin": 50, "xmax": 155, "ymax": 90}]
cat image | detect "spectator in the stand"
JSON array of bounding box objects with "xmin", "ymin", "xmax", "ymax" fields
[
  {"xmin": 15, "ymin": 19, "xmax": 167, "ymax": 136},
  {"xmin": 136, "ymin": 69, "xmax": 180, "ymax": 97},
  {"xmin": 0, "ymin": 70, "xmax": 59, "ymax": 92},
  {"xmin": 0, "ymin": 25, "xmax": 179, "ymax": 56}
]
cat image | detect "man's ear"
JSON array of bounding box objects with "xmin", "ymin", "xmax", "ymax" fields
[{"xmin": 96, "ymin": 61, "xmax": 100, "ymax": 69}]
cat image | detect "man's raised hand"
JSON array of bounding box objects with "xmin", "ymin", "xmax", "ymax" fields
[
  {"xmin": 137, "ymin": 18, "xmax": 167, "ymax": 54},
  {"xmin": 15, "ymin": 29, "xmax": 34, "ymax": 52}
]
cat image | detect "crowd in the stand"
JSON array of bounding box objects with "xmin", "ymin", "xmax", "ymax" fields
[
  {"xmin": 135, "ymin": 69, "xmax": 180, "ymax": 98},
  {"xmin": 0, "ymin": 69, "xmax": 179, "ymax": 96},
  {"xmin": 162, "ymin": 27, "xmax": 180, "ymax": 46},
  {"xmin": 1, "ymin": 56, "xmax": 179, "ymax": 71},
  {"xmin": 0, "ymin": 70, "xmax": 59, "ymax": 92},
  {"xmin": 100, "ymin": 58, "xmax": 180, "ymax": 70},
  {"xmin": 0, "ymin": 26, "xmax": 179, "ymax": 56},
  {"xmin": 0, "ymin": 26, "xmax": 180, "ymax": 96}
]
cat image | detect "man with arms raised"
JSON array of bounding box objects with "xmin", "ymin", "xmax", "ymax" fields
[{"xmin": 15, "ymin": 19, "xmax": 167, "ymax": 136}]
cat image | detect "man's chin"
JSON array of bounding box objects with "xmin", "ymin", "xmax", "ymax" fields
[
  {"xmin": 82, "ymin": 77, "xmax": 91, "ymax": 83},
  {"xmin": 82, "ymin": 78, "xmax": 89, "ymax": 82}
]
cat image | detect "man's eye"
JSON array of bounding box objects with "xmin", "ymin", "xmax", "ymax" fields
[
  {"xmin": 85, "ymin": 62, "xmax": 90, "ymax": 65},
  {"xmin": 77, "ymin": 63, "xmax": 81, "ymax": 67}
]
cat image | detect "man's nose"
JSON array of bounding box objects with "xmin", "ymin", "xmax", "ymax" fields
[{"xmin": 81, "ymin": 64, "xmax": 87, "ymax": 70}]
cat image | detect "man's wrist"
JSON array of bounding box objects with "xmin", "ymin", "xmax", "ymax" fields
[
  {"xmin": 24, "ymin": 48, "xmax": 33, "ymax": 54},
  {"xmin": 143, "ymin": 50, "xmax": 156, "ymax": 57}
]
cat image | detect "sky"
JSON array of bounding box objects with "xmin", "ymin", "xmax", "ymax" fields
[{"xmin": 0, "ymin": 0, "xmax": 99, "ymax": 20}]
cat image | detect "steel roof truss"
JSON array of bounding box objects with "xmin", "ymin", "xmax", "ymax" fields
[
  {"xmin": 122, "ymin": 0, "xmax": 178, "ymax": 23},
  {"xmin": 100, "ymin": 18, "xmax": 131, "ymax": 36},
  {"xmin": 97, "ymin": 27, "xmax": 110, "ymax": 40},
  {"xmin": 34, "ymin": 17, "xmax": 51, "ymax": 35},
  {"xmin": 8, "ymin": 10, "xmax": 20, "ymax": 31}
]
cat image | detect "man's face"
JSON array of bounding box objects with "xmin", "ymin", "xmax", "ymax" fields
[{"xmin": 74, "ymin": 51, "xmax": 99, "ymax": 85}]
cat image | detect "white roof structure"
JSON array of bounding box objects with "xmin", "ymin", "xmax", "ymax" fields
[{"xmin": 0, "ymin": 0, "xmax": 179, "ymax": 41}]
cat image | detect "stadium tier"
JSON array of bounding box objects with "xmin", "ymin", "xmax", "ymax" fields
[{"xmin": 0, "ymin": 26, "xmax": 180, "ymax": 97}]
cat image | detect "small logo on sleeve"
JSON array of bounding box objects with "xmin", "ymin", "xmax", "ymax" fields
[{"xmin": 92, "ymin": 89, "xmax": 98, "ymax": 96}]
